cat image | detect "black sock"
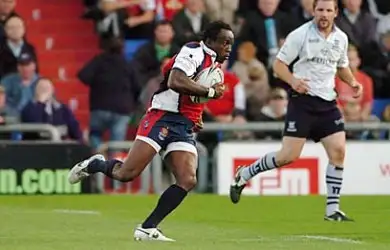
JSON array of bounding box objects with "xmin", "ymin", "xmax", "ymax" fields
[
  {"xmin": 86, "ymin": 159, "xmax": 122, "ymax": 178},
  {"xmin": 142, "ymin": 184, "xmax": 188, "ymax": 229}
]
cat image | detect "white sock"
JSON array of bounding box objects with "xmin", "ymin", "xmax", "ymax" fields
[
  {"xmin": 240, "ymin": 152, "xmax": 279, "ymax": 182},
  {"xmin": 326, "ymin": 164, "xmax": 344, "ymax": 216}
]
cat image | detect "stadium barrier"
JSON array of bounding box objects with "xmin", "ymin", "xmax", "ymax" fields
[
  {"xmin": 0, "ymin": 124, "xmax": 63, "ymax": 141},
  {"xmin": 91, "ymin": 122, "xmax": 390, "ymax": 195},
  {"xmin": 0, "ymin": 142, "xmax": 92, "ymax": 195},
  {"xmin": 95, "ymin": 141, "xmax": 210, "ymax": 194},
  {"xmin": 1, "ymin": 122, "xmax": 390, "ymax": 195},
  {"xmin": 203, "ymin": 121, "xmax": 390, "ymax": 133},
  {"xmin": 95, "ymin": 141, "xmax": 161, "ymax": 194}
]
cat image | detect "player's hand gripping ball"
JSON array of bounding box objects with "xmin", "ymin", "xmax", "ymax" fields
[{"xmin": 191, "ymin": 66, "xmax": 224, "ymax": 103}]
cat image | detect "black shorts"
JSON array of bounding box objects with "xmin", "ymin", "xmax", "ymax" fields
[{"xmin": 283, "ymin": 93, "xmax": 344, "ymax": 142}]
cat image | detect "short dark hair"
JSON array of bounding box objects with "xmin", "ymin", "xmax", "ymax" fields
[
  {"xmin": 104, "ymin": 37, "xmax": 124, "ymax": 54},
  {"xmin": 155, "ymin": 19, "xmax": 172, "ymax": 28},
  {"xmin": 202, "ymin": 21, "xmax": 232, "ymax": 42},
  {"xmin": 313, "ymin": 0, "xmax": 338, "ymax": 9}
]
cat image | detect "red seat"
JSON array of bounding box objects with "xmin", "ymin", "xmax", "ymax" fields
[
  {"xmin": 37, "ymin": 50, "xmax": 99, "ymax": 64},
  {"xmin": 57, "ymin": 94, "xmax": 89, "ymax": 112},
  {"xmin": 40, "ymin": 63, "xmax": 85, "ymax": 79},
  {"xmin": 17, "ymin": 0, "xmax": 81, "ymax": 6},
  {"xmin": 54, "ymin": 81, "xmax": 90, "ymax": 111},
  {"xmin": 26, "ymin": 20, "xmax": 95, "ymax": 35},
  {"xmin": 54, "ymin": 80, "xmax": 89, "ymax": 94},
  {"xmin": 17, "ymin": 5, "xmax": 85, "ymax": 20},
  {"xmin": 74, "ymin": 111, "xmax": 90, "ymax": 129},
  {"xmin": 29, "ymin": 34, "xmax": 98, "ymax": 50}
]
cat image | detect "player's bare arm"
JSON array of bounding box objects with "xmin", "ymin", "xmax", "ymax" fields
[
  {"xmin": 336, "ymin": 67, "xmax": 363, "ymax": 98},
  {"xmin": 168, "ymin": 69, "xmax": 225, "ymax": 98},
  {"xmin": 273, "ymin": 59, "xmax": 310, "ymax": 94}
]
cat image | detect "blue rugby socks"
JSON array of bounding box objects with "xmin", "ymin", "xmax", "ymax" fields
[{"xmin": 87, "ymin": 159, "xmax": 122, "ymax": 178}]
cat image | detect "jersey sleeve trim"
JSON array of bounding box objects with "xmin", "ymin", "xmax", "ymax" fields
[{"xmin": 172, "ymin": 46, "xmax": 204, "ymax": 77}]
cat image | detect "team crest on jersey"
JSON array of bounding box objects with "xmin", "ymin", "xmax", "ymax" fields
[
  {"xmin": 143, "ymin": 120, "xmax": 149, "ymax": 129},
  {"xmin": 332, "ymin": 39, "xmax": 340, "ymax": 51},
  {"xmin": 158, "ymin": 127, "xmax": 169, "ymax": 140},
  {"xmin": 320, "ymin": 48, "xmax": 330, "ymax": 56}
]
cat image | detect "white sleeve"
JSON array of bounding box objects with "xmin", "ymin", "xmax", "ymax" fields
[
  {"xmin": 141, "ymin": 0, "xmax": 156, "ymax": 11},
  {"xmin": 234, "ymin": 82, "xmax": 246, "ymax": 111},
  {"xmin": 276, "ymin": 29, "xmax": 302, "ymax": 65},
  {"xmin": 337, "ymin": 35, "xmax": 350, "ymax": 68},
  {"xmin": 172, "ymin": 46, "xmax": 204, "ymax": 77}
]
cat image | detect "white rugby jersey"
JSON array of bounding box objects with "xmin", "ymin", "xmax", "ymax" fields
[
  {"xmin": 149, "ymin": 41, "xmax": 216, "ymax": 125},
  {"xmin": 276, "ymin": 21, "xmax": 349, "ymax": 101}
]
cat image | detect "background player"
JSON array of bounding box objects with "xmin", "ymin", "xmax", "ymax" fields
[
  {"xmin": 68, "ymin": 21, "xmax": 234, "ymax": 241},
  {"xmin": 230, "ymin": 0, "xmax": 362, "ymax": 221}
]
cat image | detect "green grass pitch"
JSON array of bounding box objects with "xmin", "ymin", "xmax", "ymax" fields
[{"xmin": 1, "ymin": 195, "xmax": 390, "ymax": 250}]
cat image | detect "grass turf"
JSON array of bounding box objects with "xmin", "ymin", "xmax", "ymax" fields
[{"xmin": 1, "ymin": 195, "xmax": 389, "ymax": 250}]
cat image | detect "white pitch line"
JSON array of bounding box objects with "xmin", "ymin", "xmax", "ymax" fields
[
  {"xmin": 223, "ymin": 235, "xmax": 363, "ymax": 244},
  {"xmin": 53, "ymin": 209, "xmax": 101, "ymax": 215},
  {"xmin": 295, "ymin": 235, "xmax": 363, "ymax": 244}
]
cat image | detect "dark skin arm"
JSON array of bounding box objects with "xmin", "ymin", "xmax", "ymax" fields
[{"xmin": 167, "ymin": 69, "xmax": 225, "ymax": 98}]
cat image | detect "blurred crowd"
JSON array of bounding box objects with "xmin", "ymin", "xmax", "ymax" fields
[
  {"xmin": 0, "ymin": 0, "xmax": 390, "ymax": 149},
  {"xmin": 0, "ymin": 0, "xmax": 82, "ymax": 142}
]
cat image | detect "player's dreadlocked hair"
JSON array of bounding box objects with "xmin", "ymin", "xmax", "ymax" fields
[{"xmin": 202, "ymin": 21, "xmax": 232, "ymax": 42}]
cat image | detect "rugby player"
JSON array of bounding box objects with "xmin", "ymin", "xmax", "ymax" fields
[
  {"xmin": 68, "ymin": 21, "xmax": 234, "ymax": 240},
  {"xmin": 230, "ymin": 0, "xmax": 362, "ymax": 222}
]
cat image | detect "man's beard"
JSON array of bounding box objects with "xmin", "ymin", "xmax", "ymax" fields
[{"xmin": 317, "ymin": 19, "xmax": 331, "ymax": 30}]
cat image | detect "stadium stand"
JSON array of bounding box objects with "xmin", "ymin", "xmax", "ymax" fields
[{"xmin": 16, "ymin": 0, "xmax": 101, "ymax": 131}]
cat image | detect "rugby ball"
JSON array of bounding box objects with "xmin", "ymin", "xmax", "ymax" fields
[{"xmin": 190, "ymin": 66, "xmax": 224, "ymax": 103}]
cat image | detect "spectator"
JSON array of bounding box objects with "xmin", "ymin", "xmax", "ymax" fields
[
  {"xmin": 377, "ymin": 15, "xmax": 390, "ymax": 40},
  {"xmin": 231, "ymin": 41, "xmax": 269, "ymax": 110},
  {"xmin": 343, "ymin": 101, "xmax": 378, "ymax": 140},
  {"xmin": 278, "ymin": 0, "xmax": 301, "ymax": 13},
  {"xmin": 336, "ymin": 44, "xmax": 373, "ymax": 121},
  {"xmin": 205, "ymin": 62, "xmax": 247, "ymax": 124},
  {"xmin": 124, "ymin": 0, "xmax": 156, "ymax": 39},
  {"xmin": 0, "ymin": 85, "xmax": 18, "ymax": 125},
  {"xmin": 1, "ymin": 52, "xmax": 39, "ymax": 111},
  {"xmin": 367, "ymin": 0, "xmax": 390, "ymax": 18},
  {"xmin": 235, "ymin": 0, "xmax": 257, "ymax": 33},
  {"xmin": 246, "ymin": 66, "xmax": 272, "ymax": 120},
  {"xmin": 0, "ymin": 16, "xmax": 37, "ymax": 79},
  {"xmin": 249, "ymin": 87, "xmax": 287, "ymax": 140},
  {"xmin": 204, "ymin": 62, "xmax": 252, "ymax": 140},
  {"xmin": 232, "ymin": 42, "xmax": 269, "ymax": 99},
  {"xmin": 21, "ymin": 78, "xmax": 82, "ymax": 141},
  {"xmin": 0, "ymin": 0, "xmax": 18, "ymax": 39},
  {"xmin": 360, "ymin": 30, "xmax": 390, "ymax": 98},
  {"xmin": 238, "ymin": 0, "xmax": 298, "ymax": 68},
  {"xmin": 198, "ymin": 62, "xmax": 251, "ymax": 151},
  {"xmin": 84, "ymin": 0, "xmax": 138, "ymax": 48},
  {"xmin": 172, "ymin": 0, "xmax": 210, "ymax": 47},
  {"xmin": 293, "ymin": 0, "xmax": 314, "ymax": 25},
  {"xmin": 77, "ymin": 37, "xmax": 140, "ymax": 151},
  {"xmin": 203, "ymin": 0, "xmax": 239, "ymax": 27},
  {"xmin": 133, "ymin": 20, "xmax": 179, "ymax": 84},
  {"xmin": 336, "ymin": 0, "xmax": 377, "ymax": 48},
  {"xmin": 380, "ymin": 104, "xmax": 390, "ymax": 138},
  {"xmin": 155, "ymin": 0, "xmax": 186, "ymax": 21},
  {"xmin": 83, "ymin": 0, "xmax": 98, "ymax": 8}
]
